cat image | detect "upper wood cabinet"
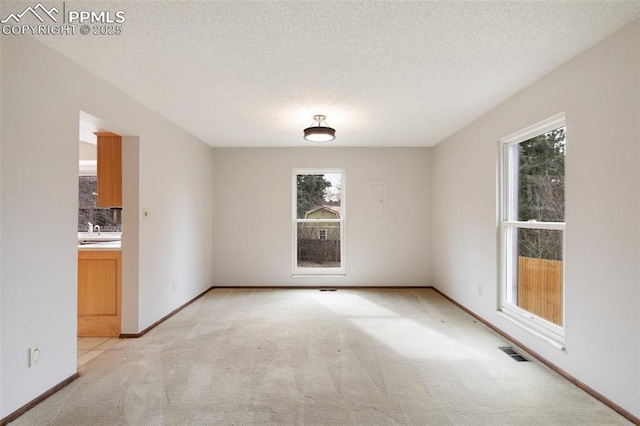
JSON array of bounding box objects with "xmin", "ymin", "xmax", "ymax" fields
[{"xmin": 95, "ymin": 132, "xmax": 122, "ymax": 207}]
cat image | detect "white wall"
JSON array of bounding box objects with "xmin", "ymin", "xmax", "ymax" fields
[
  {"xmin": 0, "ymin": 35, "xmax": 214, "ymax": 418},
  {"xmin": 121, "ymin": 136, "xmax": 140, "ymax": 333},
  {"xmin": 78, "ymin": 141, "xmax": 96, "ymax": 161},
  {"xmin": 431, "ymin": 21, "xmax": 640, "ymax": 417},
  {"xmin": 0, "ymin": 28, "xmax": 3, "ymax": 417},
  {"xmin": 212, "ymin": 148, "xmax": 430, "ymax": 287}
]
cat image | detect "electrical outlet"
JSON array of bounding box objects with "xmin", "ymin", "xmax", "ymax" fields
[
  {"xmin": 29, "ymin": 346, "xmax": 41, "ymax": 367},
  {"xmin": 476, "ymin": 285, "xmax": 483, "ymax": 296},
  {"xmin": 172, "ymin": 281, "xmax": 177, "ymax": 292},
  {"xmin": 350, "ymin": 264, "xmax": 356, "ymax": 272}
]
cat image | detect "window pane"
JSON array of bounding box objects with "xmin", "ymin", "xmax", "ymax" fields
[
  {"xmin": 296, "ymin": 173, "xmax": 341, "ymax": 219},
  {"xmin": 518, "ymin": 227, "xmax": 563, "ymax": 261},
  {"xmin": 296, "ymin": 223, "xmax": 341, "ymax": 268},
  {"xmin": 510, "ymin": 228, "xmax": 563, "ymax": 326},
  {"xmin": 78, "ymin": 176, "xmax": 121, "ymax": 232},
  {"xmin": 517, "ymin": 127, "xmax": 565, "ymax": 222}
]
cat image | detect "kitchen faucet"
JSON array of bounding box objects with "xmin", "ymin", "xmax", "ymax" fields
[{"xmin": 87, "ymin": 222, "xmax": 101, "ymax": 235}]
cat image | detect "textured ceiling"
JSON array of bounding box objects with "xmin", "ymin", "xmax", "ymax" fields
[{"xmin": 29, "ymin": 1, "xmax": 640, "ymax": 147}]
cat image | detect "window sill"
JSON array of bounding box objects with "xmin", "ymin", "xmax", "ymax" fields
[{"xmin": 497, "ymin": 311, "xmax": 566, "ymax": 351}]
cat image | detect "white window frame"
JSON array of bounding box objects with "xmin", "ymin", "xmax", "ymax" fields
[
  {"xmin": 498, "ymin": 113, "xmax": 566, "ymax": 342},
  {"xmin": 293, "ymin": 169, "xmax": 345, "ymax": 275}
]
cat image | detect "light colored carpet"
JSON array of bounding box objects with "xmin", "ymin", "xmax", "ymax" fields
[{"xmin": 11, "ymin": 288, "xmax": 631, "ymax": 425}]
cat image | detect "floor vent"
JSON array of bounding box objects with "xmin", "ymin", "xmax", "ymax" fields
[
  {"xmin": 499, "ymin": 346, "xmax": 529, "ymax": 362},
  {"xmin": 319, "ymin": 288, "xmax": 337, "ymax": 292}
]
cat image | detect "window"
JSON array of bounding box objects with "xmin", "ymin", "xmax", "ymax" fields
[
  {"xmin": 78, "ymin": 175, "xmax": 121, "ymax": 232},
  {"xmin": 293, "ymin": 170, "xmax": 344, "ymax": 274},
  {"xmin": 499, "ymin": 113, "xmax": 565, "ymax": 340}
]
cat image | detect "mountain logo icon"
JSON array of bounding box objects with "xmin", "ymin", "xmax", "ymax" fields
[{"xmin": 1, "ymin": 3, "xmax": 59, "ymax": 24}]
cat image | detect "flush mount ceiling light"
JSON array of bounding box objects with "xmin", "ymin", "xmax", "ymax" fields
[{"xmin": 303, "ymin": 115, "xmax": 336, "ymax": 142}]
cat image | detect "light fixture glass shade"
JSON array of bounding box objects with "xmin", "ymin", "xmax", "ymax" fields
[
  {"xmin": 303, "ymin": 114, "xmax": 336, "ymax": 142},
  {"xmin": 303, "ymin": 125, "xmax": 336, "ymax": 142}
]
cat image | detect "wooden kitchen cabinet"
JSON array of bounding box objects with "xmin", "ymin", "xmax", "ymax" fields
[
  {"xmin": 96, "ymin": 132, "xmax": 122, "ymax": 207},
  {"xmin": 78, "ymin": 250, "xmax": 122, "ymax": 337}
]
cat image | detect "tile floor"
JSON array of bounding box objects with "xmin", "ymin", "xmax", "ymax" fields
[{"xmin": 77, "ymin": 337, "xmax": 119, "ymax": 368}]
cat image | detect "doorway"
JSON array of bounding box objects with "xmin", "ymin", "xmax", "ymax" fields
[{"xmin": 77, "ymin": 122, "xmax": 123, "ymax": 338}]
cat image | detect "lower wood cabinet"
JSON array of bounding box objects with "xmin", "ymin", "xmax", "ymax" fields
[{"xmin": 78, "ymin": 250, "xmax": 122, "ymax": 337}]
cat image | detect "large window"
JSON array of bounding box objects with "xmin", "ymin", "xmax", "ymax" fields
[
  {"xmin": 293, "ymin": 170, "xmax": 344, "ymax": 274},
  {"xmin": 500, "ymin": 113, "xmax": 565, "ymax": 340}
]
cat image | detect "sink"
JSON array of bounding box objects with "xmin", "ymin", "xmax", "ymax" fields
[
  {"xmin": 79, "ymin": 240, "xmax": 121, "ymax": 248},
  {"xmin": 78, "ymin": 232, "xmax": 122, "ymax": 243}
]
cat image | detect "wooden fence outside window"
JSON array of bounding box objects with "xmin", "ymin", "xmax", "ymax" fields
[{"xmin": 517, "ymin": 256, "xmax": 563, "ymax": 326}]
